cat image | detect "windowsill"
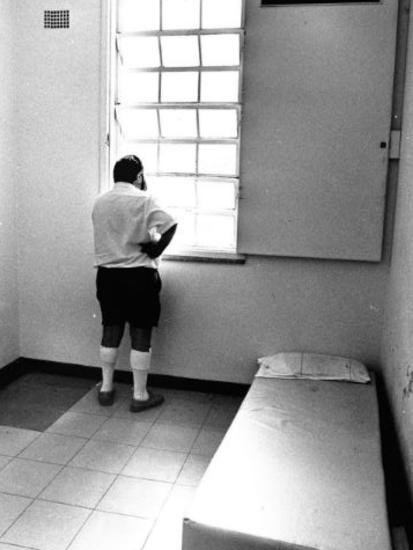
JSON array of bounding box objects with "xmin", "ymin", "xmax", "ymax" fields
[{"xmin": 163, "ymin": 251, "xmax": 246, "ymax": 264}]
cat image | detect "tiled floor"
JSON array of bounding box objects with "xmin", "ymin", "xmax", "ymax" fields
[{"xmin": 0, "ymin": 382, "xmax": 243, "ymax": 550}]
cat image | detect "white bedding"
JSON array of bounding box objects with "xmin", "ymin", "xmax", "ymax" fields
[{"xmin": 183, "ymin": 375, "xmax": 391, "ymax": 550}]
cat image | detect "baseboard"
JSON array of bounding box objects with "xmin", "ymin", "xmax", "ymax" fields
[
  {"xmin": 5, "ymin": 357, "xmax": 249, "ymax": 397},
  {"xmin": 0, "ymin": 358, "xmax": 27, "ymax": 387}
]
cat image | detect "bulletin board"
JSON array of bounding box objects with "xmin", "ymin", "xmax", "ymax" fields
[{"xmin": 238, "ymin": 0, "xmax": 398, "ymax": 261}]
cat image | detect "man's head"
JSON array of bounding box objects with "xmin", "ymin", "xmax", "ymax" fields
[{"xmin": 113, "ymin": 155, "xmax": 146, "ymax": 190}]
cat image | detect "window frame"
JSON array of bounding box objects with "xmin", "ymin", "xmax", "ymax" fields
[{"xmin": 105, "ymin": 0, "xmax": 246, "ymax": 257}]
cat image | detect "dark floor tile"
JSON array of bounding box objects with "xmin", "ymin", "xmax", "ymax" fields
[{"xmin": 0, "ymin": 372, "xmax": 94, "ymax": 431}]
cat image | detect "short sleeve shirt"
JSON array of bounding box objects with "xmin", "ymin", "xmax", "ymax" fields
[{"xmin": 92, "ymin": 182, "xmax": 176, "ymax": 269}]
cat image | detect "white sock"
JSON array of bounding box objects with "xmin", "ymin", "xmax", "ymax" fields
[
  {"xmin": 130, "ymin": 349, "xmax": 151, "ymax": 401},
  {"xmin": 99, "ymin": 346, "xmax": 118, "ymax": 392}
]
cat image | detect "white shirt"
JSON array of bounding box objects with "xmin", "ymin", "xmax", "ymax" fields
[{"xmin": 92, "ymin": 182, "xmax": 176, "ymax": 269}]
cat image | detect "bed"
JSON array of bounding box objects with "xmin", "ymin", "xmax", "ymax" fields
[{"xmin": 183, "ymin": 354, "xmax": 391, "ymax": 550}]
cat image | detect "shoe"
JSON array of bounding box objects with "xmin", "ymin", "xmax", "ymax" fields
[
  {"xmin": 98, "ymin": 389, "xmax": 115, "ymax": 406},
  {"xmin": 130, "ymin": 391, "xmax": 164, "ymax": 413}
]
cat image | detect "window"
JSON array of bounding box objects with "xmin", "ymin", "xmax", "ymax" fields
[{"xmin": 110, "ymin": 0, "xmax": 245, "ymax": 254}]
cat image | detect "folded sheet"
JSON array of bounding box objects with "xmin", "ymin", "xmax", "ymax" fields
[{"xmin": 256, "ymin": 352, "xmax": 370, "ymax": 383}]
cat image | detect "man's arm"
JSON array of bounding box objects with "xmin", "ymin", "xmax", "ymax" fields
[{"xmin": 140, "ymin": 224, "xmax": 177, "ymax": 259}]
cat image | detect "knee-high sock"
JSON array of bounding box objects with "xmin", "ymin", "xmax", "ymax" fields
[
  {"xmin": 99, "ymin": 346, "xmax": 118, "ymax": 392},
  {"xmin": 130, "ymin": 349, "xmax": 151, "ymax": 401}
]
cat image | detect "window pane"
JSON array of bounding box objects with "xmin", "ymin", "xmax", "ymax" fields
[
  {"xmin": 161, "ymin": 72, "xmax": 199, "ymax": 102},
  {"xmin": 196, "ymin": 215, "xmax": 236, "ymax": 250},
  {"xmin": 202, "ymin": 0, "xmax": 242, "ymax": 29},
  {"xmin": 117, "ymin": 109, "xmax": 159, "ymax": 139},
  {"xmin": 118, "ymin": 71, "xmax": 159, "ymax": 104},
  {"xmin": 201, "ymin": 35, "xmax": 240, "ymax": 66},
  {"xmin": 168, "ymin": 210, "xmax": 196, "ymax": 249},
  {"xmin": 148, "ymin": 176, "xmax": 196, "ymax": 208},
  {"xmin": 162, "ymin": 0, "xmax": 200, "ymax": 30},
  {"xmin": 198, "ymin": 144, "xmax": 237, "ymax": 176},
  {"xmin": 201, "ymin": 71, "xmax": 239, "ymax": 102},
  {"xmin": 161, "ymin": 36, "xmax": 200, "ymax": 68},
  {"xmin": 199, "ymin": 109, "xmax": 237, "ymax": 138},
  {"xmin": 160, "ymin": 109, "xmax": 197, "ymax": 138},
  {"xmin": 116, "ymin": 142, "xmax": 158, "ymax": 173},
  {"xmin": 118, "ymin": 0, "xmax": 160, "ymax": 32},
  {"xmin": 197, "ymin": 180, "xmax": 236, "ymax": 210},
  {"xmin": 159, "ymin": 143, "xmax": 196, "ymax": 173},
  {"xmin": 118, "ymin": 37, "xmax": 160, "ymax": 68}
]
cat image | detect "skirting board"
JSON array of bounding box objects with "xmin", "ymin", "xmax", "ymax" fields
[{"xmin": 0, "ymin": 357, "xmax": 249, "ymax": 397}]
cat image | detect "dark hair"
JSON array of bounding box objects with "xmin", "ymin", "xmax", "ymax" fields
[{"xmin": 113, "ymin": 155, "xmax": 143, "ymax": 183}]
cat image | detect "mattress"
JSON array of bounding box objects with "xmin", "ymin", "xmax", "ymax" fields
[{"xmin": 183, "ymin": 375, "xmax": 391, "ymax": 550}]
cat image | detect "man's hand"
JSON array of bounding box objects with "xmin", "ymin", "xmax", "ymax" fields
[
  {"xmin": 140, "ymin": 241, "xmax": 159, "ymax": 259},
  {"xmin": 140, "ymin": 224, "xmax": 177, "ymax": 259}
]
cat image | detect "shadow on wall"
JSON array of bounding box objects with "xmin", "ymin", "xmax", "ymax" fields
[{"xmin": 375, "ymin": 372, "xmax": 413, "ymax": 544}]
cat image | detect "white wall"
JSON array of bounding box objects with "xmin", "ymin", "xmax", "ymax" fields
[
  {"xmin": 14, "ymin": 0, "xmax": 392, "ymax": 383},
  {"xmin": 381, "ymin": 5, "xmax": 413, "ymax": 510},
  {"xmin": 0, "ymin": 0, "xmax": 19, "ymax": 368}
]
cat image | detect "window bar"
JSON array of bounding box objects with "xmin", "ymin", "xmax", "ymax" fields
[{"xmin": 160, "ymin": 0, "xmax": 163, "ymax": 31}]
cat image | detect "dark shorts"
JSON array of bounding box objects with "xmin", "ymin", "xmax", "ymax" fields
[{"xmin": 96, "ymin": 267, "xmax": 162, "ymax": 328}]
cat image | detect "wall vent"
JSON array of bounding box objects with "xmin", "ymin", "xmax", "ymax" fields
[{"xmin": 44, "ymin": 10, "xmax": 70, "ymax": 29}]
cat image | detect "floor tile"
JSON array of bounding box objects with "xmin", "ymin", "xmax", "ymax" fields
[
  {"xmin": 0, "ymin": 458, "xmax": 61, "ymax": 498},
  {"xmin": 0, "ymin": 493, "xmax": 32, "ymax": 536},
  {"xmin": 39, "ymin": 466, "xmax": 115, "ymax": 508},
  {"xmin": 68, "ymin": 510, "xmax": 152, "ymax": 550},
  {"xmin": 92, "ymin": 417, "xmax": 151, "ymax": 446},
  {"xmin": 69, "ymin": 440, "xmax": 135, "ymax": 474},
  {"xmin": 47, "ymin": 412, "xmax": 107, "ymax": 438},
  {"xmin": 155, "ymin": 400, "xmax": 211, "ymax": 427},
  {"xmin": 0, "ymin": 426, "xmax": 40, "ymax": 456},
  {"xmin": 204, "ymin": 404, "xmax": 239, "ymax": 429},
  {"xmin": 0, "ymin": 457, "xmax": 11, "ymax": 471},
  {"xmin": 176, "ymin": 454, "xmax": 211, "ymax": 486},
  {"xmin": 142, "ymin": 515, "xmax": 182, "ymax": 550},
  {"xmin": 122, "ymin": 447, "xmax": 187, "ymax": 483},
  {"xmin": 191, "ymin": 426, "xmax": 227, "ymax": 457},
  {"xmin": 0, "ymin": 544, "xmax": 35, "ymax": 549},
  {"xmin": 161, "ymin": 484, "xmax": 197, "ymax": 519},
  {"xmin": 19, "ymin": 433, "xmax": 87, "ymax": 465},
  {"xmin": 97, "ymin": 476, "xmax": 172, "ymax": 518},
  {"xmin": 142, "ymin": 423, "xmax": 199, "ymax": 453},
  {"xmin": 1, "ymin": 499, "xmax": 90, "ymax": 550},
  {"xmin": 68, "ymin": 387, "xmax": 121, "ymax": 417},
  {"xmin": 143, "ymin": 485, "xmax": 197, "ymax": 550}
]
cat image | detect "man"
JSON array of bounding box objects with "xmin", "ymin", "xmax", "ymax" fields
[{"xmin": 92, "ymin": 155, "xmax": 177, "ymax": 412}]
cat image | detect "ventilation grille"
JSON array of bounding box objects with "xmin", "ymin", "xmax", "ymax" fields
[{"xmin": 44, "ymin": 10, "xmax": 70, "ymax": 29}]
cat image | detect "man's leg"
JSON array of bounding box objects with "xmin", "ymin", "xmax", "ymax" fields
[
  {"xmin": 99, "ymin": 324, "xmax": 124, "ymax": 398},
  {"xmin": 129, "ymin": 326, "xmax": 164, "ymax": 411}
]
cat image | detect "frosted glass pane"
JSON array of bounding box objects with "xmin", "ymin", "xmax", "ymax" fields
[
  {"xmin": 159, "ymin": 144, "xmax": 196, "ymax": 173},
  {"xmin": 116, "ymin": 143, "xmax": 158, "ymax": 172},
  {"xmin": 117, "ymin": 109, "xmax": 159, "ymax": 139},
  {"xmin": 147, "ymin": 176, "xmax": 196, "ymax": 208},
  {"xmin": 201, "ymin": 35, "xmax": 240, "ymax": 66},
  {"xmin": 197, "ymin": 180, "xmax": 236, "ymax": 210},
  {"xmin": 196, "ymin": 215, "xmax": 236, "ymax": 249},
  {"xmin": 118, "ymin": 37, "xmax": 160, "ymax": 68},
  {"xmin": 201, "ymin": 72, "xmax": 239, "ymax": 102},
  {"xmin": 164, "ymin": 209, "xmax": 196, "ymax": 250},
  {"xmin": 118, "ymin": 0, "xmax": 160, "ymax": 32},
  {"xmin": 162, "ymin": 0, "xmax": 200, "ymax": 30},
  {"xmin": 118, "ymin": 71, "xmax": 159, "ymax": 104},
  {"xmin": 161, "ymin": 36, "xmax": 200, "ymax": 67},
  {"xmin": 202, "ymin": 0, "xmax": 242, "ymax": 29},
  {"xmin": 161, "ymin": 72, "xmax": 199, "ymax": 102},
  {"xmin": 199, "ymin": 109, "xmax": 237, "ymax": 138},
  {"xmin": 198, "ymin": 144, "xmax": 237, "ymax": 176},
  {"xmin": 160, "ymin": 110, "xmax": 197, "ymax": 138}
]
